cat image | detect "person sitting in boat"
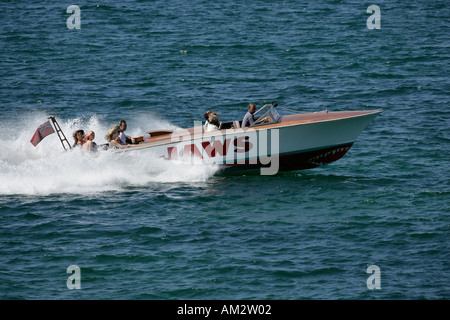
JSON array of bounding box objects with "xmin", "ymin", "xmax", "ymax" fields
[
  {"xmin": 82, "ymin": 130, "xmax": 97, "ymax": 152},
  {"xmin": 118, "ymin": 120, "xmax": 136, "ymax": 144},
  {"xmin": 242, "ymin": 103, "xmax": 258, "ymax": 127},
  {"xmin": 105, "ymin": 125, "xmax": 125, "ymax": 148},
  {"xmin": 204, "ymin": 111, "xmax": 220, "ymax": 132},
  {"xmin": 72, "ymin": 129, "xmax": 85, "ymax": 148}
]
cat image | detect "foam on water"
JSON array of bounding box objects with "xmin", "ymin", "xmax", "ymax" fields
[{"xmin": 0, "ymin": 113, "xmax": 219, "ymax": 195}]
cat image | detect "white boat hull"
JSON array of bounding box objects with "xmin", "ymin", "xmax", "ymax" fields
[{"xmin": 112, "ymin": 109, "xmax": 381, "ymax": 174}]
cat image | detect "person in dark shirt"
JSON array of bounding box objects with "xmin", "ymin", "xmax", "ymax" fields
[{"xmin": 242, "ymin": 103, "xmax": 257, "ymax": 127}]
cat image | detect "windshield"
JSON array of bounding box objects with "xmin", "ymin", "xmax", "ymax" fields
[{"xmin": 251, "ymin": 105, "xmax": 281, "ymax": 127}]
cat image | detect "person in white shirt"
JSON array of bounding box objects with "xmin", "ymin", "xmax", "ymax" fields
[
  {"xmin": 118, "ymin": 120, "xmax": 136, "ymax": 144},
  {"xmin": 204, "ymin": 111, "xmax": 220, "ymax": 132}
]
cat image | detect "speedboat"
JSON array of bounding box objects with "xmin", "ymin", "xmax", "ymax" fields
[{"xmin": 110, "ymin": 104, "xmax": 382, "ymax": 174}]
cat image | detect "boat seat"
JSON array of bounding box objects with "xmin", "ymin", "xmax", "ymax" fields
[{"xmin": 215, "ymin": 121, "xmax": 234, "ymax": 130}]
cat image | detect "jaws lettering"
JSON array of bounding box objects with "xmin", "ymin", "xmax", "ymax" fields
[{"xmin": 164, "ymin": 136, "xmax": 252, "ymax": 160}]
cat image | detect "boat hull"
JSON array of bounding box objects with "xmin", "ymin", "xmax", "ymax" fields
[
  {"xmin": 112, "ymin": 109, "xmax": 381, "ymax": 173},
  {"xmin": 223, "ymin": 142, "xmax": 354, "ymax": 172}
]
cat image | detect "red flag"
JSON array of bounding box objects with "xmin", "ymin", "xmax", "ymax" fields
[{"xmin": 30, "ymin": 120, "xmax": 55, "ymax": 147}]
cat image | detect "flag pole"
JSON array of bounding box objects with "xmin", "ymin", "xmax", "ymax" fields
[{"xmin": 49, "ymin": 116, "xmax": 72, "ymax": 151}]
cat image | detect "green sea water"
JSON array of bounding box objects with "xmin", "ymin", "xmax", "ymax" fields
[{"xmin": 0, "ymin": 1, "xmax": 448, "ymax": 299}]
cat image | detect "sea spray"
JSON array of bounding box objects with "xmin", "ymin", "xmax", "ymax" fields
[{"xmin": 0, "ymin": 114, "xmax": 219, "ymax": 195}]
